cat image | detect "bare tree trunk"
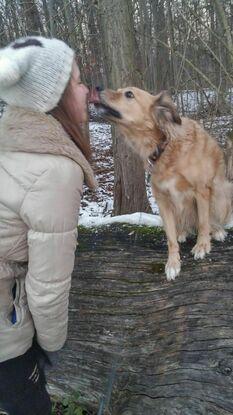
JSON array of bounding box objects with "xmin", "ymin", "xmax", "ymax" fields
[
  {"xmin": 74, "ymin": 7, "xmax": 89, "ymax": 85},
  {"xmin": 8, "ymin": 0, "xmax": 20, "ymax": 39},
  {"xmin": 151, "ymin": 0, "xmax": 170, "ymax": 91},
  {"xmin": 225, "ymin": 131, "xmax": 233, "ymax": 182},
  {"xmin": 98, "ymin": 0, "xmax": 150, "ymax": 215},
  {"xmin": 20, "ymin": 0, "xmax": 44, "ymax": 36},
  {"xmin": 136, "ymin": 0, "xmax": 152, "ymax": 90},
  {"xmin": 0, "ymin": 9, "xmax": 9, "ymax": 46},
  {"xmin": 64, "ymin": 0, "xmax": 76, "ymax": 48},
  {"xmin": 47, "ymin": 0, "xmax": 57, "ymax": 37},
  {"xmin": 166, "ymin": 0, "xmax": 176, "ymax": 88},
  {"xmin": 84, "ymin": 0, "xmax": 103, "ymax": 87},
  {"xmin": 213, "ymin": 0, "xmax": 233, "ymax": 67},
  {"xmin": 41, "ymin": 0, "xmax": 50, "ymax": 35}
]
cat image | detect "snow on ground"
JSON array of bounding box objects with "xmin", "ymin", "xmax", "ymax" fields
[
  {"xmin": 79, "ymin": 118, "xmax": 159, "ymax": 224},
  {"xmin": 226, "ymin": 216, "xmax": 233, "ymax": 229},
  {"xmin": 80, "ymin": 208, "xmax": 233, "ymax": 230},
  {"xmin": 79, "ymin": 212, "xmax": 163, "ymax": 227},
  {"xmin": 175, "ymin": 88, "xmax": 233, "ymax": 115},
  {"xmin": 80, "ymin": 122, "xmax": 114, "ymax": 219},
  {"xmin": 202, "ymin": 115, "xmax": 232, "ymax": 146}
]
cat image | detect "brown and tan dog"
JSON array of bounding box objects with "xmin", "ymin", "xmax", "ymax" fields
[{"xmin": 94, "ymin": 87, "xmax": 232, "ymax": 281}]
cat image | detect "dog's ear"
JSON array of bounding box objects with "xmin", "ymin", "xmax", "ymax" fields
[{"xmin": 152, "ymin": 91, "xmax": 181, "ymax": 133}]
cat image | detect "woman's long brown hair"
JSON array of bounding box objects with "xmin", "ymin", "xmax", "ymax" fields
[{"xmin": 50, "ymin": 72, "xmax": 92, "ymax": 161}]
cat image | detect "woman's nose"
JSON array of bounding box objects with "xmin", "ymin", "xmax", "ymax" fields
[
  {"xmin": 83, "ymin": 84, "xmax": 89, "ymax": 95},
  {"xmin": 88, "ymin": 87, "xmax": 101, "ymax": 103}
]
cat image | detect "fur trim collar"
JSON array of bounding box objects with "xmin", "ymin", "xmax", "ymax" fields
[{"xmin": 0, "ymin": 106, "xmax": 97, "ymax": 190}]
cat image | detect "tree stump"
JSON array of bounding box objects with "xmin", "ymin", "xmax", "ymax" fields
[{"xmin": 48, "ymin": 225, "xmax": 233, "ymax": 415}]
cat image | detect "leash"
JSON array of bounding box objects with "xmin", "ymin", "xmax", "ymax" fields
[{"xmin": 97, "ymin": 356, "xmax": 119, "ymax": 415}]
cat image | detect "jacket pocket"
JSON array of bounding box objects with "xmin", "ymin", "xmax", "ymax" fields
[{"xmin": 11, "ymin": 277, "xmax": 28, "ymax": 327}]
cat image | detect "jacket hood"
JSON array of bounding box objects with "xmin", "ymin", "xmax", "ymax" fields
[{"xmin": 0, "ymin": 106, "xmax": 97, "ymax": 190}]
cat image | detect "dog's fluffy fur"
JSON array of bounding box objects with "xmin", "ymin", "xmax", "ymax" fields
[{"xmin": 96, "ymin": 87, "xmax": 232, "ymax": 280}]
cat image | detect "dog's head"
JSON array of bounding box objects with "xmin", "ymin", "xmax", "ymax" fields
[{"xmin": 95, "ymin": 87, "xmax": 181, "ymax": 137}]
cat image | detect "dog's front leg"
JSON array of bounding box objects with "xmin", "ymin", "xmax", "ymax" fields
[
  {"xmin": 157, "ymin": 197, "xmax": 181, "ymax": 281},
  {"xmin": 192, "ymin": 187, "xmax": 211, "ymax": 259}
]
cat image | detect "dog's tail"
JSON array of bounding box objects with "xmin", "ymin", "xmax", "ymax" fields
[{"xmin": 211, "ymin": 178, "xmax": 233, "ymax": 226}]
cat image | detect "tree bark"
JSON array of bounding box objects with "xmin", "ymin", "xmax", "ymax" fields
[
  {"xmin": 98, "ymin": 0, "xmax": 150, "ymax": 215},
  {"xmin": 47, "ymin": 0, "xmax": 57, "ymax": 37},
  {"xmin": 0, "ymin": 9, "xmax": 9, "ymax": 46},
  {"xmin": 151, "ymin": 0, "xmax": 170, "ymax": 91},
  {"xmin": 48, "ymin": 225, "xmax": 233, "ymax": 414},
  {"xmin": 225, "ymin": 131, "xmax": 233, "ymax": 181},
  {"xmin": 64, "ymin": 0, "xmax": 76, "ymax": 48},
  {"xmin": 166, "ymin": 0, "xmax": 176, "ymax": 88},
  {"xmin": 84, "ymin": 0, "xmax": 103, "ymax": 87},
  {"xmin": 213, "ymin": 0, "xmax": 233, "ymax": 67},
  {"xmin": 20, "ymin": 0, "xmax": 44, "ymax": 36},
  {"xmin": 8, "ymin": 0, "xmax": 20, "ymax": 39},
  {"xmin": 41, "ymin": 0, "xmax": 51, "ymax": 35}
]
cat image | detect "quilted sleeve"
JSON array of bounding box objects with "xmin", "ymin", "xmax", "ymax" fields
[{"xmin": 20, "ymin": 157, "xmax": 84, "ymax": 351}]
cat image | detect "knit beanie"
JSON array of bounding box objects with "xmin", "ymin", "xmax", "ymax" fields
[{"xmin": 0, "ymin": 36, "xmax": 75, "ymax": 112}]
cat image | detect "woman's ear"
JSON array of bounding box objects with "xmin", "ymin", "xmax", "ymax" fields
[{"xmin": 152, "ymin": 91, "xmax": 181, "ymax": 132}]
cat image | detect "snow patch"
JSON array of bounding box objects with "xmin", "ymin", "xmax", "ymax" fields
[
  {"xmin": 79, "ymin": 211, "xmax": 233, "ymax": 230},
  {"xmin": 79, "ymin": 212, "xmax": 163, "ymax": 228},
  {"xmin": 226, "ymin": 215, "xmax": 233, "ymax": 229}
]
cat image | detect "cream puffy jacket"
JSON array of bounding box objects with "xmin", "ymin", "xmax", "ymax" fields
[{"xmin": 0, "ymin": 106, "xmax": 96, "ymax": 362}]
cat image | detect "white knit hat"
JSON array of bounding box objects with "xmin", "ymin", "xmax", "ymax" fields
[{"xmin": 0, "ymin": 36, "xmax": 75, "ymax": 112}]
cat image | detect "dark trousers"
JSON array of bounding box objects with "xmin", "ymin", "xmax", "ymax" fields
[{"xmin": 0, "ymin": 344, "xmax": 52, "ymax": 415}]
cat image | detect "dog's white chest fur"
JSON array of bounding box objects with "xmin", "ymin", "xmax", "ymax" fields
[{"xmin": 154, "ymin": 177, "xmax": 186, "ymax": 211}]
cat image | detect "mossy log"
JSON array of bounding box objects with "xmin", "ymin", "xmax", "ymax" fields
[{"xmin": 48, "ymin": 225, "xmax": 233, "ymax": 415}]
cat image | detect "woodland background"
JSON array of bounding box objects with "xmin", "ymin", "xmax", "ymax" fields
[
  {"xmin": 0, "ymin": 0, "xmax": 232, "ymax": 214},
  {"xmin": 1, "ymin": 3, "xmax": 233, "ymax": 414}
]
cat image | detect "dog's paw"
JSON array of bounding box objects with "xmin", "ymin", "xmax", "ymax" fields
[
  {"xmin": 178, "ymin": 232, "xmax": 187, "ymax": 243},
  {"xmin": 191, "ymin": 239, "xmax": 211, "ymax": 260},
  {"xmin": 212, "ymin": 229, "xmax": 227, "ymax": 242},
  {"xmin": 165, "ymin": 258, "xmax": 181, "ymax": 281}
]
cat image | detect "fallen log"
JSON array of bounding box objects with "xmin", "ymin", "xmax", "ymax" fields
[{"xmin": 48, "ymin": 225, "xmax": 233, "ymax": 415}]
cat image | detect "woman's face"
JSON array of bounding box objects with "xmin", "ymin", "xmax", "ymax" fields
[{"xmin": 69, "ymin": 61, "xmax": 89, "ymax": 123}]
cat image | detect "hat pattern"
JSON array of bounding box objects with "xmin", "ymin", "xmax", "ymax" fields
[{"xmin": 0, "ymin": 36, "xmax": 75, "ymax": 112}]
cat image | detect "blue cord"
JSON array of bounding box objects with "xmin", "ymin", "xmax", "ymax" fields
[
  {"xmin": 11, "ymin": 283, "xmax": 17, "ymax": 324},
  {"xmin": 97, "ymin": 358, "xmax": 118, "ymax": 415}
]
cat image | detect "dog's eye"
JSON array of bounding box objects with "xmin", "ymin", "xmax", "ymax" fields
[{"xmin": 125, "ymin": 91, "xmax": 134, "ymax": 99}]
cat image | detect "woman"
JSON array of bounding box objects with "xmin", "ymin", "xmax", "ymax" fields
[{"xmin": 0, "ymin": 36, "xmax": 97, "ymax": 415}]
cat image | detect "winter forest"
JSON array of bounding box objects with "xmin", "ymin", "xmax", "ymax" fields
[
  {"xmin": 1, "ymin": 2, "xmax": 233, "ymax": 414},
  {"xmin": 0, "ymin": 0, "xmax": 233, "ymax": 222}
]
